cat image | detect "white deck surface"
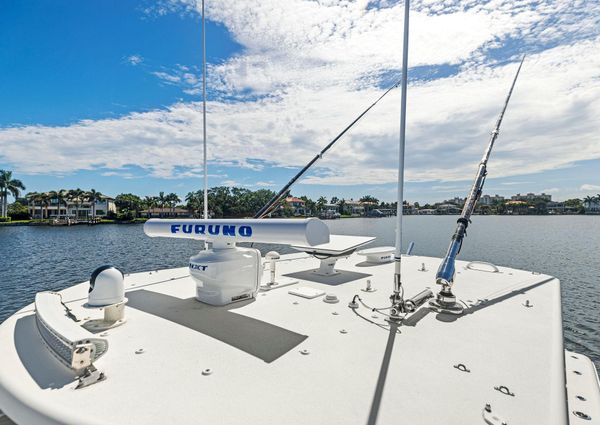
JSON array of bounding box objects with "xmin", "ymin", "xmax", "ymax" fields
[
  {"xmin": 291, "ymin": 234, "xmax": 375, "ymax": 256},
  {"xmin": 0, "ymin": 252, "xmax": 586, "ymax": 425}
]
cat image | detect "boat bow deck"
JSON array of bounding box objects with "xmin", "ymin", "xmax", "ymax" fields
[{"xmin": 0, "ymin": 253, "xmax": 588, "ymax": 424}]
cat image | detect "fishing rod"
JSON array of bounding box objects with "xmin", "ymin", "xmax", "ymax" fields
[
  {"xmin": 253, "ymin": 79, "xmax": 402, "ymax": 219},
  {"xmin": 429, "ymin": 56, "xmax": 525, "ymax": 315}
]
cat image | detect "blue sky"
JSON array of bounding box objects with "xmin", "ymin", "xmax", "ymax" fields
[{"xmin": 1, "ymin": 0, "xmax": 599, "ymax": 204}]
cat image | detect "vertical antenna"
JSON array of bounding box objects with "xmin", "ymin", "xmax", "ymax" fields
[
  {"xmin": 202, "ymin": 0, "xmax": 208, "ymax": 219},
  {"xmin": 390, "ymin": 0, "xmax": 410, "ymax": 320}
]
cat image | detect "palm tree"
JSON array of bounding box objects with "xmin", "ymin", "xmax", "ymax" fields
[
  {"xmin": 47, "ymin": 190, "xmax": 59, "ymax": 219},
  {"xmin": 143, "ymin": 196, "xmax": 157, "ymax": 218},
  {"xmin": 315, "ymin": 196, "xmax": 327, "ymax": 213},
  {"xmin": 26, "ymin": 192, "xmax": 40, "ymax": 219},
  {"xmin": 166, "ymin": 193, "xmax": 181, "ymax": 216},
  {"xmin": 68, "ymin": 188, "xmax": 84, "ymax": 221},
  {"xmin": 34, "ymin": 192, "xmax": 50, "ymax": 220},
  {"xmin": 157, "ymin": 191, "xmax": 167, "ymax": 217},
  {"xmin": 583, "ymin": 195, "xmax": 594, "ymax": 209},
  {"xmin": 185, "ymin": 191, "xmax": 199, "ymax": 216},
  {"xmin": 87, "ymin": 189, "xmax": 103, "ymax": 220},
  {"xmin": 0, "ymin": 170, "xmax": 26, "ymax": 218},
  {"xmin": 56, "ymin": 189, "xmax": 68, "ymax": 219}
]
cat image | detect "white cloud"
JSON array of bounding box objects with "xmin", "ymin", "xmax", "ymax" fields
[
  {"xmin": 541, "ymin": 188, "xmax": 560, "ymax": 193},
  {"xmin": 255, "ymin": 181, "xmax": 276, "ymax": 187},
  {"xmin": 125, "ymin": 54, "xmax": 144, "ymax": 66},
  {"xmin": 221, "ymin": 179, "xmax": 239, "ymax": 187},
  {"xmin": 1, "ymin": 0, "xmax": 599, "ymax": 192},
  {"xmin": 580, "ymin": 184, "xmax": 600, "ymax": 191}
]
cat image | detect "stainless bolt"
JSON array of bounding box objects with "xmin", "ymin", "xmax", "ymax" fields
[{"xmin": 485, "ymin": 404, "xmax": 492, "ymax": 413}]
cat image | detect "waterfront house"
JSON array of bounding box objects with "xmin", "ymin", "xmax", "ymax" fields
[
  {"xmin": 319, "ymin": 203, "xmax": 341, "ymax": 219},
  {"xmin": 583, "ymin": 198, "xmax": 600, "ymax": 214},
  {"xmin": 547, "ymin": 201, "xmax": 579, "ymax": 215},
  {"xmin": 435, "ymin": 204, "xmax": 461, "ymax": 214},
  {"xmin": 28, "ymin": 194, "xmax": 116, "ymax": 219},
  {"xmin": 341, "ymin": 200, "xmax": 365, "ymax": 216},
  {"xmin": 284, "ymin": 197, "xmax": 306, "ymax": 216}
]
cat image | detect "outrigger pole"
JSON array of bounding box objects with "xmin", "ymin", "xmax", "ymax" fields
[
  {"xmin": 430, "ymin": 56, "xmax": 525, "ymax": 315},
  {"xmin": 253, "ymin": 78, "xmax": 402, "ymax": 219}
]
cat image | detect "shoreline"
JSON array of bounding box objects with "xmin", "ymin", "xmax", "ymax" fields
[{"xmin": 2, "ymin": 213, "xmax": 599, "ymax": 227}]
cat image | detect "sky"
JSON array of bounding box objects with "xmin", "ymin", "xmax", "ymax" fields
[{"xmin": 1, "ymin": 0, "xmax": 599, "ymax": 204}]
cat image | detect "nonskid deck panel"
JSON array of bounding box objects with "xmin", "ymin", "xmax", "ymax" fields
[{"xmin": 0, "ymin": 253, "xmax": 584, "ymax": 424}]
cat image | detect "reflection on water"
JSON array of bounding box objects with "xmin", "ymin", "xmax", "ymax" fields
[{"xmin": 1, "ymin": 216, "xmax": 598, "ymax": 368}]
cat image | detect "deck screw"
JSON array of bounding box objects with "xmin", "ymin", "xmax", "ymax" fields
[
  {"xmin": 135, "ymin": 348, "xmax": 144, "ymax": 354},
  {"xmin": 202, "ymin": 368, "xmax": 212, "ymax": 376},
  {"xmin": 300, "ymin": 349, "xmax": 310, "ymax": 355},
  {"xmin": 332, "ymin": 311, "xmax": 339, "ymax": 315},
  {"xmin": 340, "ymin": 329, "xmax": 348, "ymax": 334}
]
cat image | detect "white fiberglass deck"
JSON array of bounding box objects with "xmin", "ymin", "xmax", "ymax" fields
[{"xmin": 0, "ymin": 253, "xmax": 595, "ymax": 424}]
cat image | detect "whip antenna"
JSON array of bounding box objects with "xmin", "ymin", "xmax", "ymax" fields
[
  {"xmin": 253, "ymin": 78, "xmax": 402, "ymax": 219},
  {"xmin": 201, "ymin": 0, "xmax": 208, "ymax": 219},
  {"xmin": 430, "ymin": 56, "xmax": 525, "ymax": 315},
  {"xmin": 387, "ymin": 0, "xmax": 411, "ymax": 322}
]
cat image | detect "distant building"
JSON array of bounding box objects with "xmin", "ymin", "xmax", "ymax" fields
[
  {"xmin": 28, "ymin": 195, "xmax": 116, "ymax": 219},
  {"xmin": 341, "ymin": 199, "xmax": 369, "ymax": 216},
  {"xmin": 546, "ymin": 201, "xmax": 579, "ymax": 215},
  {"xmin": 284, "ymin": 197, "xmax": 306, "ymax": 216},
  {"xmin": 583, "ymin": 198, "xmax": 600, "ymax": 214},
  {"xmin": 418, "ymin": 209, "xmax": 436, "ymax": 215},
  {"xmin": 444, "ymin": 197, "xmax": 465, "ymax": 206},
  {"xmin": 511, "ymin": 192, "xmax": 552, "ymax": 202},
  {"xmin": 141, "ymin": 207, "xmax": 191, "ymax": 218},
  {"xmin": 479, "ymin": 194, "xmax": 505, "ymax": 206},
  {"xmin": 435, "ymin": 204, "xmax": 461, "ymax": 214}
]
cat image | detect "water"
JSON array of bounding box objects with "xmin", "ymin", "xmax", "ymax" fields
[{"xmin": 1, "ymin": 216, "xmax": 599, "ymax": 369}]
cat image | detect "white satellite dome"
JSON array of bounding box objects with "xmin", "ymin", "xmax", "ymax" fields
[{"xmin": 88, "ymin": 265, "xmax": 125, "ymax": 307}]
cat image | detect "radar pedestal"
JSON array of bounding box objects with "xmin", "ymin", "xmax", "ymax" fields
[{"xmin": 144, "ymin": 218, "xmax": 330, "ymax": 306}]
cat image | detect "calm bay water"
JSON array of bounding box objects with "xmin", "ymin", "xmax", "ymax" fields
[{"xmin": 1, "ymin": 216, "xmax": 599, "ymax": 368}]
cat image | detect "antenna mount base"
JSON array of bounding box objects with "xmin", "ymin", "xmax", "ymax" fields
[{"xmin": 429, "ymin": 287, "xmax": 464, "ymax": 315}]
